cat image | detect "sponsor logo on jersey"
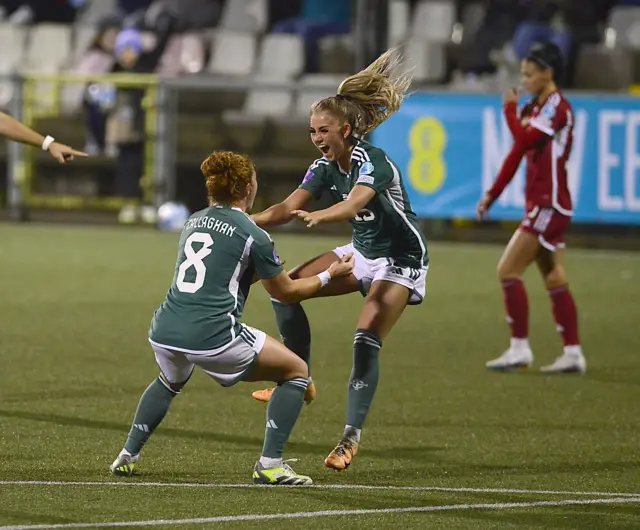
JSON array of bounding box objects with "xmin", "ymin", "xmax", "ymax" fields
[
  {"xmin": 359, "ymin": 161, "xmax": 374, "ymax": 175},
  {"xmin": 357, "ymin": 174, "xmax": 375, "ymax": 185}
]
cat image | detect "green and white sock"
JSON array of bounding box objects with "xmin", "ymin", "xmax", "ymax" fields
[
  {"xmin": 261, "ymin": 377, "xmax": 308, "ymax": 459},
  {"xmin": 124, "ymin": 377, "xmax": 178, "ymax": 455},
  {"xmin": 272, "ymin": 300, "xmax": 312, "ymax": 376},
  {"xmin": 345, "ymin": 329, "xmax": 381, "ymax": 431}
]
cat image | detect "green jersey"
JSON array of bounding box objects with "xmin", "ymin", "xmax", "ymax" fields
[
  {"xmin": 300, "ymin": 139, "xmax": 428, "ymax": 269},
  {"xmin": 149, "ymin": 206, "xmax": 283, "ymax": 351}
]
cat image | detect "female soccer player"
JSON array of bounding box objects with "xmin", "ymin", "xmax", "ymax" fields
[
  {"xmin": 250, "ymin": 49, "xmax": 429, "ymax": 471},
  {"xmin": 477, "ymin": 42, "xmax": 586, "ymax": 374},
  {"xmin": 109, "ymin": 151, "xmax": 354, "ymax": 485},
  {"xmin": 0, "ymin": 111, "xmax": 86, "ymax": 162}
]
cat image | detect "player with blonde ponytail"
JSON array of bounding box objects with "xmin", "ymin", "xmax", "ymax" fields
[{"xmin": 251, "ymin": 49, "xmax": 430, "ymax": 471}]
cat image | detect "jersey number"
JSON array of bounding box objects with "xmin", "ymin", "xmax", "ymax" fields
[
  {"xmin": 176, "ymin": 232, "xmax": 214, "ymax": 293},
  {"xmin": 354, "ymin": 209, "xmax": 375, "ymax": 222}
]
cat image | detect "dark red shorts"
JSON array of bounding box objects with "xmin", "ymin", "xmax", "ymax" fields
[{"xmin": 519, "ymin": 206, "xmax": 571, "ymax": 251}]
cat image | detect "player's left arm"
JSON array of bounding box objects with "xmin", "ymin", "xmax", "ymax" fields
[
  {"xmin": 292, "ymin": 157, "xmax": 392, "ymax": 227},
  {"xmin": 292, "ymin": 185, "xmax": 376, "ymax": 227}
]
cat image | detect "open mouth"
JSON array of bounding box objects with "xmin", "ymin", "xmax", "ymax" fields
[{"xmin": 318, "ymin": 144, "xmax": 331, "ymax": 155}]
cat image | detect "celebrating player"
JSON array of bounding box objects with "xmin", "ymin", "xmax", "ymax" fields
[
  {"xmin": 250, "ymin": 49, "xmax": 429, "ymax": 471},
  {"xmin": 0, "ymin": 111, "xmax": 87, "ymax": 162},
  {"xmin": 109, "ymin": 151, "xmax": 354, "ymax": 485},
  {"xmin": 477, "ymin": 42, "xmax": 586, "ymax": 374}
]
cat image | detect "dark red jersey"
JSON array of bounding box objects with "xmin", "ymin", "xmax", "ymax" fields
[{"xmin": 488, "ymin": 91, "xmax": 574, "ymax": 216}]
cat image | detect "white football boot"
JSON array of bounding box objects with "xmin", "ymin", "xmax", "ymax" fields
[
  {"xmin": 540, "ymin": 346, "xmax": 586, "ymax": 374},
  {"xmin": 486, "ymin": 339, "xmax": 534, "ymax": 371}
]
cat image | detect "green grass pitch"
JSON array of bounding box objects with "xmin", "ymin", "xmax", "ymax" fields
[{"xmin": 0, "ymin": 223, "xmax": 639, "ymax": 529}]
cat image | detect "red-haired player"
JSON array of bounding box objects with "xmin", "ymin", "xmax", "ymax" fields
[{"xmin": 477, "ymin": 42, "xmax": 586, "ymax": 374}]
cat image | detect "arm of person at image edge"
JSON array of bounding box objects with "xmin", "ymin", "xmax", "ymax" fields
[
  {"xmin": 0, "ymin": 112, "xmax": 88, "ymax": 163},
  {"xmin": 249, "ymin": 231, "xmax": 355, "ymax": 304},
  {"xmin": 477, "ymin": 89, "xmax": 548, "ymax": 221},
  {"xmin": 291, "ymin": 159, "xmax": 393, "ymax": 227}
]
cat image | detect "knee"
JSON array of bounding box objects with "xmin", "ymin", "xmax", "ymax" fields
[
  {"xmin": 286, "ymin": 356, "xmax": 308, "ymax": 381},
  {"xmin": 497, "ymin": 261, "xmax": 520, "ymax": 282},
  {"xmin": 545, "ymin": 267, "xmax": 567, "ymax": 290}
]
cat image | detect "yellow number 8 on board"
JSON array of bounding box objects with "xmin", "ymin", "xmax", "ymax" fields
[{"xmin": 408, "ymin": 117, "xmax": 447, "ymax": 194}]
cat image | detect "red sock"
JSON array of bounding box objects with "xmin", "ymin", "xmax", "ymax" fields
[
  {"xmin": 549, "ymin": 287, "xmax": 580, "ymax": 346},
  {"xmin": 501, "ymin": 279, "xmax": 528, "ymax": 339}
]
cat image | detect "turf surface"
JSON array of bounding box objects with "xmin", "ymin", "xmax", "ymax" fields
[{"xmin": 1, "ymin": 224, "xmax": 639, "ymax": 529}]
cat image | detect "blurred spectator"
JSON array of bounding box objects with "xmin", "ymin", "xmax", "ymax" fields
[
  {"xmin": 460, "ymin": 0, "xmax": 524, "ymax": 78},
  {"xmin": 511, "ymin": 1, "xmax": 571, "ymax": 71},
  {"xmin": 81, "ymin": 17, "xmax": 121, "ymax": 155},
  {"xmin": 272, "ymin": 0, "xmax": 351, "ymax": 73},
  {"xmin": 107, "ymin": 14, "xmax": 174, "ymax": 201}
]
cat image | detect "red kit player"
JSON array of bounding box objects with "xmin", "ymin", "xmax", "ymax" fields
[{"xmin": 477, "ymin": 42, "xmax": 586, "ymax": 374}]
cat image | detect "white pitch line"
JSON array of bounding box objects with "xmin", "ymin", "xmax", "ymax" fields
[
  {"xmin": 1, "ymin": 497, "xmax": 639, "ymax": 529},
  {"xmin": 1, "ymin": 481, "xmax": 640, "ymax": 498}
]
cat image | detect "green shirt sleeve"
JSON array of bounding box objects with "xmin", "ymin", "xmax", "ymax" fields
[
  {"xmin": 250, "ymin": 237, "xmax": 284, "ymax": 280},
  {"xmin": 354, "ymin": 157, "xmax": 396, "ymax": 194},
  {"xmin": 298, "ymin": 159, "xmax": 329, "ymax": 199}
]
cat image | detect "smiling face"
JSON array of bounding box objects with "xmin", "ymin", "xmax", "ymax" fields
[{"xmin": 309, "ymin": 111, "xmax": 351, "ymax": 162}]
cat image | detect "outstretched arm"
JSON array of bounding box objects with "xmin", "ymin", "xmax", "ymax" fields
[
  {"xmin": 0, "ymin": 112, "xmax": 88, "ymax": 163},
  {"xmin": 251, "ymin": 189, "xmax": 313, "ymax": 228},
  {"xmin": 292, "ymin": 185, "xmax": 375, "ymax": 227}
]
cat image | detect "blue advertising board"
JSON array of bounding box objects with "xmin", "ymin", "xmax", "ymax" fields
[{"xmin": 371, "ymin": 93, "xmax": 640, "ymax": 224}]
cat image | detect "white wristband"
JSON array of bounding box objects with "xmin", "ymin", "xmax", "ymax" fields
[
  {"xmin": 316, "ymin": 271, "xmax": 331, "ymax": 288},
  {"xmin": 42, "ymin": 135, "xmax": 55, "ymax": 151}
]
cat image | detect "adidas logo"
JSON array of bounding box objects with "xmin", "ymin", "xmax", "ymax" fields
[
  {"xmin": 134, "ymin": 424, "xmax": 149, "ymax": 433},
  {"xmin": 266, "ymin": 419, "xmax": 279, "ymax": 429}
]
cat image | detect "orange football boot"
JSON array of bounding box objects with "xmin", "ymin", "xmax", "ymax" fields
[
  {"xmin": 252, "ymin": 381, "xmax": 316, "ymax": 404},
  {"xmin": 324, "ymin": 438, "xmax": 359, "ymax": 471}
]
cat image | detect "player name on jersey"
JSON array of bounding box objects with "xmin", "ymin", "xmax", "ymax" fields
[{"xmin": 183, "ymin": 215, "xmax": 237, "ymax": 238}]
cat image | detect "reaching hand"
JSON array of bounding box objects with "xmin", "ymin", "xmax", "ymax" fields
[
  {"xmin": 502, "ymin": 88, "xmax": 519, "ymax": 106},
  {"xmin": 476, "ymin": 193, "xmax": 493, "ymax": 222},
  {"xmin": 327, "ymin": 253, "xmax": 355, "ymax": 278},
  {"xmin": 291, "ymin": 209, "xmax": 324, "ymax": 228},
  {"xmin": 48, "ymin": 142, "xmax": 88, "ymax": 164}
]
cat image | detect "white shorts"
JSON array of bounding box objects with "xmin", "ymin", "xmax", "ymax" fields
[
  {"xmin": 149, "ymin": 325, "xmax": 266, "ymax": 387},
  {"xmin": 333, "ymin": 243, "xmax": 429, "ymax": 305}
]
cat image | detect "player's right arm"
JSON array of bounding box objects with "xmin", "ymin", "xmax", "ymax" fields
[
  {"xmin": 0, "ymin": 112, "xmax": 87, "ymax": 163},
  {"xmin": 261, "ymin": 256, "xmax": 354, "ymax": 304},
  {"xmin": 251, "ymin": 160, "xmax": 329, "ymax": 228}
]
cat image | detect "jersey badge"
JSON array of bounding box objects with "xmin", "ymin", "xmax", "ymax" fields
[
  {"xmin": 357, "ymin": 174, "xmax": 375, "ymax": 185},
  {"xmin": 302, "ymin": 170, "xmax": 313, "ymax": 183},
  {"xmin": 359, "ymin": 161, "xmax": 374, "ymax": 175}
]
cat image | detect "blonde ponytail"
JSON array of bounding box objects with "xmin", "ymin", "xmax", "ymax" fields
[{"xmin": 311, "ymin": 48, "xmax": 413, "ymax": 137}]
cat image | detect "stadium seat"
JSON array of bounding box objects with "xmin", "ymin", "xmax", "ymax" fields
[
  {"xmin": 411, "ymin": 0, "xmax": 455, "ymax": 43},
  {"xmin": 0, "ymin": 23, "xmax": 27, "ymax": 107},
  {"xmin": 388, "ymin": 0, "xmax": 411, "ymax": 47},
  {"xmin": 574, "ymin": 44, "xmax": 633, "ymax": 90},
  {"xmin": 207, "ymin": 31, "xmax": 256, "ymax": 76},
  {"xmin": 607, "ymin": 6, "xmax": 640, "ymax": 49},
  {"xmin": 255, "ymin": 34, "xmax": 304, "ymax": 79},
  {"xmin": 219, "ymin": 0, "xmax": 268, "ymax": 34},
  {"xmin": 157, "ymin": 34, "xmax": 206, "ymax": 77},
  {"xmin": 24, "ymin": 24, "xmax": 72, "ymax": 73},
  {"xmin": 406, "ymin": 38, "xmax": 446, "ymax": 83},
  {"xmin": 294, "ymin": 88, "xmax": 336, "ymax": 117}
]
